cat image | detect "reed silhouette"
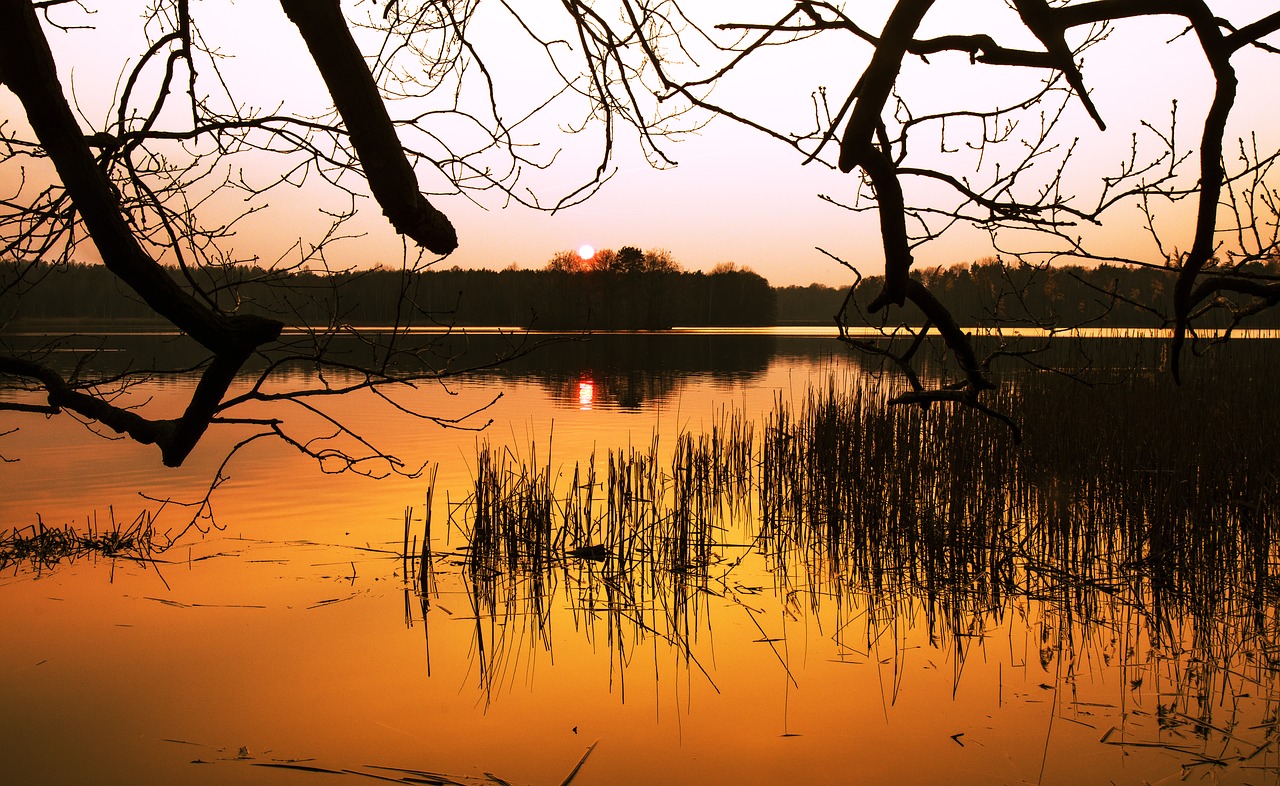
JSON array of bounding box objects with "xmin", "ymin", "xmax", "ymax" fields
[{"xmin": 420, "ymin": 339, "xmax": 1280, "ymax": 770}]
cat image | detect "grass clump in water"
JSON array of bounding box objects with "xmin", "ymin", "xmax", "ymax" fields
[{"xmin": 1, "ymin": 509, "xmax": 159, "ymax": 572}]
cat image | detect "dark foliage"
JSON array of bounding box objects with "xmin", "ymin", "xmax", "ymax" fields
[{"xmin": 1, "ymin": 261, "xmax": 776, "ymax": 330}]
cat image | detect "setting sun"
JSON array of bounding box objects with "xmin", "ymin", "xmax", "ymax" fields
[{"xmin": 577, "ymin": 244, "xmax": 595, "ymax": 260}]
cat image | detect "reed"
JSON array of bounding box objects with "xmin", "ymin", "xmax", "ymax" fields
[
  {"xmin": 426, "ymin": 338, "xmax": 1280, "ymax": 743},
  {"xmin": 1, "ymin": 509, "xmax": 159, "ymax": 571}
]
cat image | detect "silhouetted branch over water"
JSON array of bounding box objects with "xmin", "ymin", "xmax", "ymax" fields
[
  {"xmin": 584, "ymin": 1, "xmax": 1280, "ymax": 422},
  {"xmin": 4, "ymin": 0, "xmax": 1280, "ymax": 470}
]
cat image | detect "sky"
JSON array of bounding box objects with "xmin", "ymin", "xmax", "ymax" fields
[{"xmin": 3, "ymin": 1, "xmax": 1279, "ymax": 287}]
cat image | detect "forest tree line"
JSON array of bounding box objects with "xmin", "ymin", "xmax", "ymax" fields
[
  {"xmin": 4, "ymin": 253, "xmax": 1280, "ymax": 330},
  {"xmin": 0, "ymin": 248, "xmax": 775, "ymax": 330},
  {"xmin": 780, "ymin": 258, "xmax": 1280, "ymax": 329}
]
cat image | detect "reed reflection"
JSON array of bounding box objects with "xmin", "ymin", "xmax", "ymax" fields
[
  {"xmin": 436, "ymin": 429, "xmax": 751, "ymax": 703},
  {"xmin": 416, "ymin": 347, "xmax": 1280, "ymax": 772}
]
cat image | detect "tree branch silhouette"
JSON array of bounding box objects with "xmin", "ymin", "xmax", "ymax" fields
[
  {"xmin": 601, "ymin": 0, "xmax": 1280, "ymax": 430},
  {"xmin": 0, "ymin": 0, "xmax": 665, "ymax": 474}
]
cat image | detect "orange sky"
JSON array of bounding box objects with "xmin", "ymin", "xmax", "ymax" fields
[{"xmin": 3, "ymin": 1, "xmax": 1278, "ymax": 286}]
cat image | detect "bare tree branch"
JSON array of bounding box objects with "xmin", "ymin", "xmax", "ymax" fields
[{"xmin": 280, "ymin": 0, "xmax": 458, "ymax": 254}]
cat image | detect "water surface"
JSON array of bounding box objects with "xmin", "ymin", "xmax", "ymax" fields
[{"xmin": 2, "ymin": 330, "xmax": 1279, "ymax": 784}]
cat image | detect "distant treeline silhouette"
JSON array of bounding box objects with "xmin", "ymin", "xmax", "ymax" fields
[
  {"xmin": 5, "ymin": 256, "xmax": 1278, "ymax": 329},
  {"xmin": 779, "ymin": 257, "xmax": 1280, "ymax": 329},
  {"xmin": 1, "ymin": 259, "xmax": 775, "ymax": 330}
]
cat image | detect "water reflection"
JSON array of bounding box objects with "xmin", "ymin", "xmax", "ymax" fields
[
  {"xmin": 427, "ymin": 355, "xmax": 1280, "ymax": 777},
  {"xmin": 6, "ymin": 332, "xmax": 1280, "ymax": 783},
  {"xmin": 577, "ymin": 378, "xmax": 594, "ymax": 410},
  {"xmin": 494, "ymin": 333, "xmax": 775, "ymax": 409},
  {"xmin": 4, "ymin": 329, "xmax": 780, "ymax": 411}
]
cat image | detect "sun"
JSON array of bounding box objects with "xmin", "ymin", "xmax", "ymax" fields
[{"xmin": 577, "ymin": 244, "xmax": 595, "ymax": 260}]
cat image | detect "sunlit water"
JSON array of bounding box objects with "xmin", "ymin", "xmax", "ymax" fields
[{"xmin": 3, "ymin": 331, "xmax": 1279, "ymax": 784}]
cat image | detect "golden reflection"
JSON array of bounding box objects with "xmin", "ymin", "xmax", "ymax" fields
[
  {"xmin": 414, "ymin": 353, "xmax": 1280, "ymax": 781},
  {"xmin": 577, "ymin": 377, "xmax": 594, "ymax": 410},
  {"xmin": 8, "ymin": 338, "xmax": 1280, "ymax": 783}
]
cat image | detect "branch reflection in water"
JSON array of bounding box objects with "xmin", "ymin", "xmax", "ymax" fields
[{"xmin": 418, "ymin": 347, "xmax": 1280, "ymax": 774}]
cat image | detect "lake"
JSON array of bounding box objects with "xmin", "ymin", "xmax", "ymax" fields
[{"xmin": 3, "ymin": 329, "xmax": 1280, "ymax": 784}]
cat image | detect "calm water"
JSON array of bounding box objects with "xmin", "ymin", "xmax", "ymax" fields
[{"xmin": 2, "ymin": 330, "xmax": 1279, "ymax": 784}]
